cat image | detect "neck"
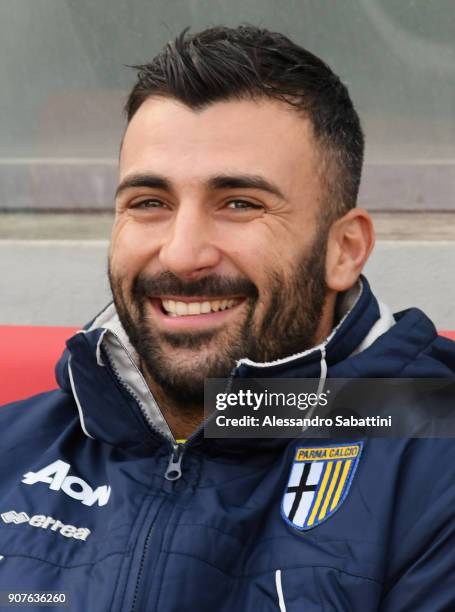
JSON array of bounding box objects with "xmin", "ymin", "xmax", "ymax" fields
[
  {"xmin": 141, "ymin": 366, "xmax": 204, "ymax": 440},
  {"xmin": 311, "ymin": 289, "xmax": 337, "ymax": 347}
]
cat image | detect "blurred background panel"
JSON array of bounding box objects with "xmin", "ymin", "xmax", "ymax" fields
[{"xmin": 0, "ymin": 0, "xmax": 454, "ymax": 211}]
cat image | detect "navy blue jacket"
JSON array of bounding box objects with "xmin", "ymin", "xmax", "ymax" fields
[{"xmin": 1, "ymin": 277, "xmax": 455, "ymax": 611}]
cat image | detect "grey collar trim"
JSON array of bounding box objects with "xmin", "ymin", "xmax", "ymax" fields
[
  {"xmin": 350, "ymin": 300, "xmax": 395, "ymax": 355},
  {"xmin": 88, "ymin": 304, "xmax": 175, "ymax": 443}
]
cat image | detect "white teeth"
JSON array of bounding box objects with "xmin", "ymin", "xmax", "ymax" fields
[
  {"xmin": 162, "ymin": 300, "xmax": 174, "ymax": 312},
  {"xmin": 187, "ymin": 302, "xmax": 200, "ymax": 315},
  {"xmin": 176, "ymin": 301, "xmax": 188, "ymax": 316},
  {"xmin": 200, "ymin": 301, "xmax": 211, "ymax": 314},
  {"xmin": 161, "ymin": 298, "xmax": 238, "ymax": 316}
]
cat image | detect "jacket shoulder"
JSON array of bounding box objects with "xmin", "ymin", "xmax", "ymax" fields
[
  {"xmin": 401, "ymin": 333, "xmax": 455, "ymax": 377},
  {"xmin": 0, "ymin": 390, "xmax": 77, "ymax": 447}
]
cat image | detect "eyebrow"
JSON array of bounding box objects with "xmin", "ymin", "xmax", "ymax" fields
[
  {"xmin": 115, "ymin": 174, "xmax": 172, "ymax": 199},
  {"xmin": 115, "ymin": 173, "xmax": 286, "ymax": 200},
  {"xmin": 207, "ymin": 174, "xmax": 286, "ymax": 199}
]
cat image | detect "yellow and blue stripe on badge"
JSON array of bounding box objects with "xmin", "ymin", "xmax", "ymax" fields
[{"xmin": 281, "ymin": 442, "xmax": 363, "ymax": 531}]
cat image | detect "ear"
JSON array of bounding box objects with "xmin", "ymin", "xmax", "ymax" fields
[{"xmin": 325, "ymin": 209, "xmax": 375, "ymax": 292}]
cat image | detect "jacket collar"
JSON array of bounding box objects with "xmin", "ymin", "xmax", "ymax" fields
[{"xmin": 57, "ymin": 275, "xmax": 391, "ymax": 449}]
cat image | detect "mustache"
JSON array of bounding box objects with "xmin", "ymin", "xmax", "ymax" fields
[{"xmin": 132, "ymin": 271, "xmax": 259, "ymax": 300}]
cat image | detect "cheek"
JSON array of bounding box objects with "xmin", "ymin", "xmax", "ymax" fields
[
  {"xmin": 243, "ymin": 240, "xmax": 290, "ymax": 286},
  {"xmin": 225, "ymin": 234, "xmax": 291, "ymax": 306},
  {"xmin": 246, "ymin": 261, "xmax": 286, "ymax": 317},
  {"xmin": 110, "ymin": 221, "xmax": 156, "ymax": 279}
]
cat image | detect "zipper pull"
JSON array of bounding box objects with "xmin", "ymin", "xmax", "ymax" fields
[{"xmin": 165, "ymin": 445, "xmax": 184, "ymax": 481}]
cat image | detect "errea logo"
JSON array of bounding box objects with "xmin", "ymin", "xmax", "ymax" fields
[
  {"xmin": 22, "ymin": 460, "xmax": 111, "ymax": 507},
  {"xmin": 1, "ymin": 510, "xmax": 90, "ymax": 540}
]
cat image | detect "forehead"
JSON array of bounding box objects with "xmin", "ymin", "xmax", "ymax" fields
[{"xmin": 119, "ymin": 96, "xmax": 318, "ymax": 188}]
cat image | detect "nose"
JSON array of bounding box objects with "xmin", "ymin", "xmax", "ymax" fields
[{"xmin": 158, "ymin": 204, "xmax": 222, "ymax": 279}]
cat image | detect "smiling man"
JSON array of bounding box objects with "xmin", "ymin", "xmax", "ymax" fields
[
  {"xmin": 109, "ymin": 93, "xmax": 369, "ymax": 437},
  {"xmin": 1, "ymin": 25, "xmax": 455, "ymax": 611}
]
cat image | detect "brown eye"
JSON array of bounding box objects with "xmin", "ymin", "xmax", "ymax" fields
[
  {"xmin": 226, "ymin": 200, "xmax": 262, "ymax": 210},
  {"xmin": 131, "ymin": 199, "xmax": 168, "ymax": 209}
]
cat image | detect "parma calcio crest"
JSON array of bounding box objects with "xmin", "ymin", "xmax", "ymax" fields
[{"xmin": 281, "ymin": 442, "xmax": 363, "ymax": 530}]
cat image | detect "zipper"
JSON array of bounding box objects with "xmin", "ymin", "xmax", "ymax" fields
[
  {"xmin": 79, "ymin": 331, "xmax": 199, "ymax": 610},
  {"xmin": 128, "ymin": 445, "xmax": 185, "ymax": 610},
  {"xmin": 129, "ymin": 495, "xmax": 170, "ymax": 612},
  {"xmin": 130, "ymin": 523, "xmax": 156, "ymax": 612},
  {"xmin": 164, "ymin": 443, "xmax": 184, "ymax": 481},
  {"xmin": 100, "ymin": 330, "xmax": 239, "ymax": 480}
]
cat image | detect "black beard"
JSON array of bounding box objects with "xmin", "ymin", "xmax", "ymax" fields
[{"xmin": 108, "ymin": 226, "xmax": 328, "ymax": 408}]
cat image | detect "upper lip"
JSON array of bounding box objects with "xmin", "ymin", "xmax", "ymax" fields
[{"xmin": 154, "ymin": 296, "xmax": 243, "ymax": 302}]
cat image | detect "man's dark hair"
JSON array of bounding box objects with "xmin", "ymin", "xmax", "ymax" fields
[{"xmin": 125, "ymin": 25, "xmax": 364, "ymax": 220}]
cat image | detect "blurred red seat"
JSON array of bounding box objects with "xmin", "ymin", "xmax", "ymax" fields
[
  {"xmin": 1, "ymin": 326, "xmax": 455, "ymax": 406},
  {"xmin": 0, "ymin": 325, "xmax": 78, "ymax": 404}
]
